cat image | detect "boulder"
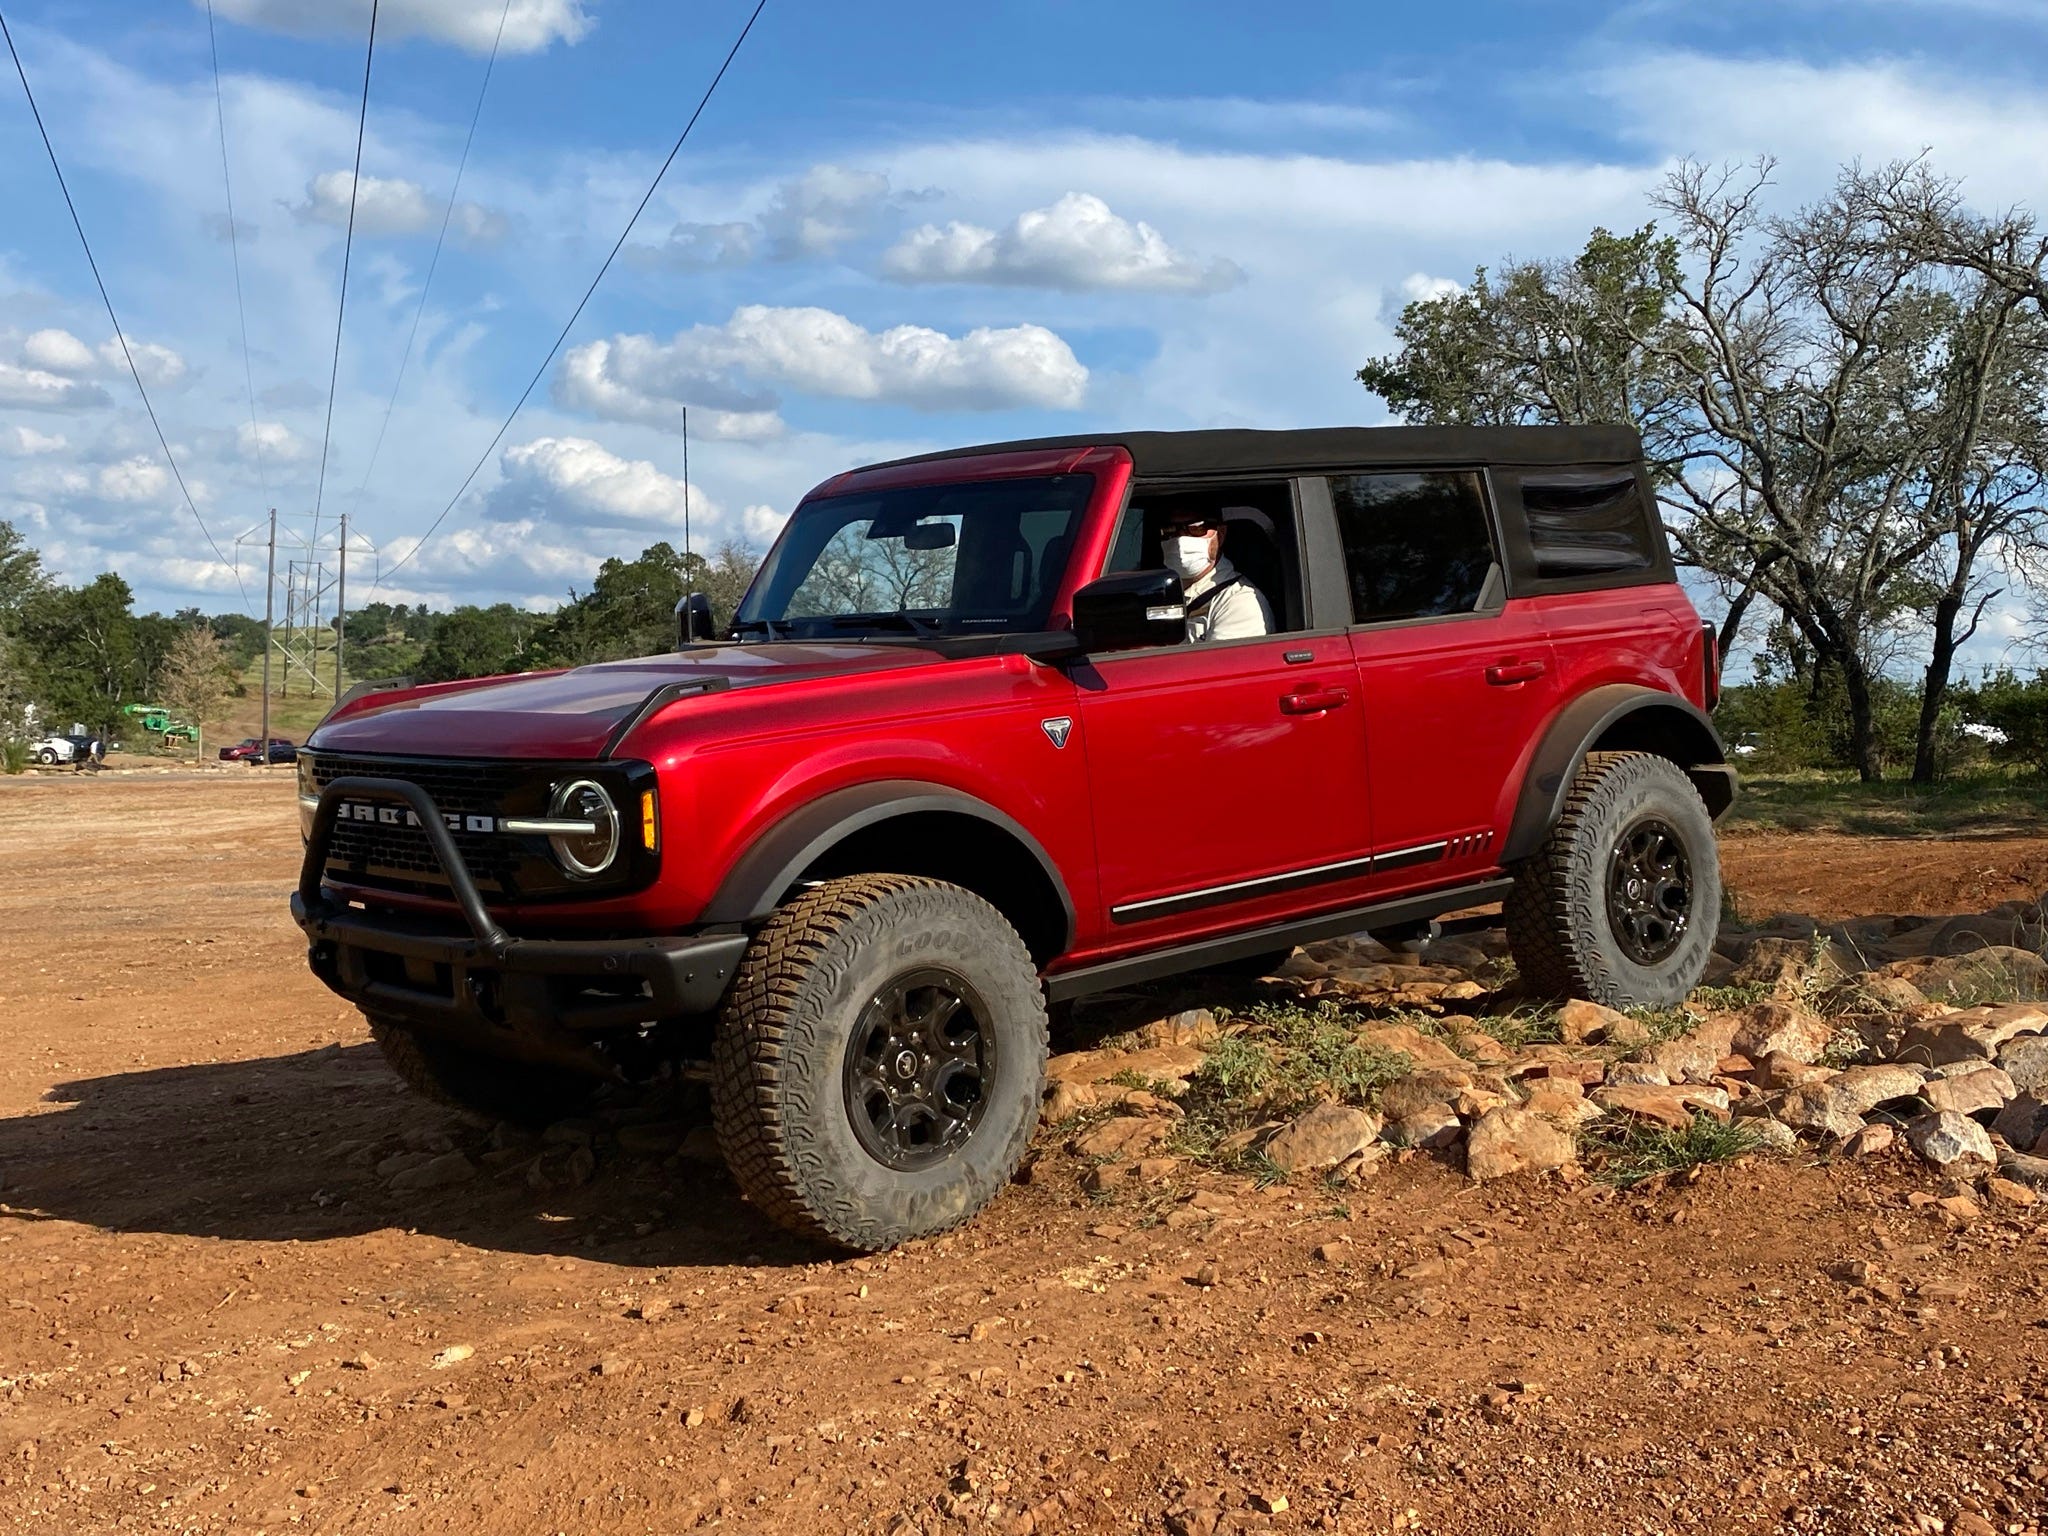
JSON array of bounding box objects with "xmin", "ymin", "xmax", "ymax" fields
[
  {"xmin": 1130, "ymin": 1009, "xmax": 1223, "ymax": 1049},
  {"xmin": 1636, "ymin": 1016, "xmax": 1742, "ymax": 1085},
  {"xmin": 1726, "ymin": 935, "xmax": 1849, "ymax": 993},
  {"xmin": 1263, "ymin": 1104, "xmax": 1383, "ymax": 1174},
  {"xmin": 1523, "ymin": 1082, "xmax": 1601, "ymax": 1129},
  {"xmin": 1753, "ymin": 1053, "xmax": 1836, "ymax": 1091},
  {"xmin": 1379, "ymin": 1075, "xmax": 1468, "ymax": 1121},
  {"xmin": 1592, "ymin": 1083, "xmax": 1730, "ymax": 1131},
  {"xmin": 1770, "ymin": 1083, "xmax": 1865, "ymax": 1142},
  {"xmin": 1905, "ymin": 1110, "xmax": 1995, "ymax": 1169},
  {"xmin": 1556, "ymin": 999, "xmax": 1643, "ymax": 1047},
  {"xmin": 1996, "ymin": 1034, "xmax": 2048, "ymax": 1093},
  {"xmin": 1923, "ymin": 1066, "xmax": 2016, "ymax": 1119},
  {"xmin": 1603, "ymin": 1060, "xmax": 1672, "ymax": 1089},
  {"xmin": 1464, "ymin": 1106, "xmax": 1578, "ymax": 1182},
  {"xmin": 1996, "ymin": 1147, "xmax": 2048, "ymax": 1190},
  {"xmin": 1741, "ymin": 1117, "xmax": 1798, "ymax": 1155},
  {"xmin": 1731, "ymin": 1002, "xmax": 1834, "ymax": 1065},
  {"xmin": 1842, "ymin": 1123, "xmax": 1895, "ymax": 1158},
  {"xmin": 1388, "ymin": 1105, "xmax": 1463, "ymax": 1151},
  {"xmin": 1989, "ymin": 1092, "xmax": 2048, "ymax": 1152},
  {"xmin": 1904, "ymin": 949, "xmax": 2048, "ymax": 1005},
  {"xmin": 1830, "ymin": 1064, "xmax": 1927, "ymax": 1116},
  {"xmin": 1353, "ymin": 1023, "xmax": 1468, "ymax": 1074},
  {"xmin": 1073, "ymin": 1116, "xmax": 1174, "ymax": 1160},
  {"xmin": 1897, "ymin": 1003, "xmax": 2048, "ymax": 1068}
]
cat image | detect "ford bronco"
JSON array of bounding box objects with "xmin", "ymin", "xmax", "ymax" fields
[{"xmin": 292, "ymin": 425, "xmax": 1733, "ymax": 1250}]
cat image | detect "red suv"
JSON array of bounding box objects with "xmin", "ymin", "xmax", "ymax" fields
[{"xmin": 293, "ymin": 425, "xmax": 1733, "ymax": 1249}]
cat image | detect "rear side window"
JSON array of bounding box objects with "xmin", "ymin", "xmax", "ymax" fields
[
  {"xmin": 1519, "ymin": 472, "xmax": 1656, "ymax": 578},
  {"xmin": 1330, "ymin": 471, "xmax": 1497, "ymax": 623}
]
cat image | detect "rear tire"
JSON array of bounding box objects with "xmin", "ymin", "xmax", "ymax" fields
[
  {"xmin": 1505, "ymin": 751, "xmax": 1719, "ymax": 1010},
  {"xmin": 367, "ymin": 1016, "xmax": 599, "ymax": 1126},
  {"xmin": 712, "ymin": 874, "xmax": 1047, "ymax": 1252}
]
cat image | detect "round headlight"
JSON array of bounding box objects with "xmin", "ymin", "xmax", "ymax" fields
[{"xmin": 547, "ymin": 779, "xmax": 620, "ymax": 878}]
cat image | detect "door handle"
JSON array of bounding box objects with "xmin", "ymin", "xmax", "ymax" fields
[
  {"xmin": 1485, "ymin": 660, "xmax": 1547, "ymax": 686},
  {"xmin": 1280, "ymin": 686, "xmax": 1350, "ymax": 715}
]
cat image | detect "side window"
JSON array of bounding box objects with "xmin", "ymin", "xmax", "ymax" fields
[
  {"xmin": 1330, "ymin": 471, "xmax": 1497, "ymax": 624},
  {"xmin": 1518, "ymin": 472, "xmax": 1656, "ymax": 578}
]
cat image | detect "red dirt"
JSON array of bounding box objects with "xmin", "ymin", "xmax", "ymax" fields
[
  {"xmin": 2, "ymin": 774, "xmax": 2045, "ymax": 1536},
  {"xmin": 1721, "ymin": 829, "xmax": 2048, "ymax": 923}
]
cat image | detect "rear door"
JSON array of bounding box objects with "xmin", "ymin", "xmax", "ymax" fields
[{"xmin": 1311, "ymin": 470, "xmax": 1560, "ymax": 896}]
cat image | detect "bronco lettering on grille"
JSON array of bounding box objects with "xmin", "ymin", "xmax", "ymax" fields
[{"xmin": 337, "ymin": 802, "xmax": 501, "ymax": 834}]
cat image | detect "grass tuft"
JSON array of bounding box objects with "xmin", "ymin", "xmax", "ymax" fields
[{"xmin": 1584, "ymin": 1113, "xmax": 1763, "ymax": 1189}]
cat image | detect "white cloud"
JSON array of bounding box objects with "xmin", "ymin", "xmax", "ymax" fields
[
  {"xmin": 1399, "ymin": 272, "xmax": 1464, "ymax": 304},
  {"xmin": 758, "ymin": 165, "xmax": 892, "ymax": 259},
  {"xmin": 882, "ymin": 192, "xmax": 1243, "ymax": 294},
  {"xmin": 21, "ymin": 328, "xmax": 98, "ymax": 375},
  {"xmin": 236, "ymin": 420, "xmax": 308, "ymax": 461},
  {"xmin": 0, "ymin": 426, "xmax": 67, "ymax": 455},
  {"xmin": 0, "ymin": 362, "xmax": 112, "ymax": 412},
  {"xmin": 558, "ymin": 306, "xmax": 1090, "ymax": 423},
  {"xmin": 490, "ymin": 436, "xmax": 720, "ymax": 534},
  {"xmin": 97, "ymin": 457, "xmax": 170, "ymax": 503},
  {"xmin": 204, "ymin": 0, "xmax": 590, "ymax": 55},
  {"xmin": 99, "ymin": 335, "xmax": 189, "ymax": 389},
  {"xmin": 629, "ymin": 220, "xmax": 758, "ymax": 271},
  {"xmin": 295, "ymin": 171, "xmax": 505, "ymax": 243},
  {"xmin": 741, "ymin": 504, "xmax": 787, "ymax": 545}
]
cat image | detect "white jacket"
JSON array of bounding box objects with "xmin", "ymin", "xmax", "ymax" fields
[{"xmin": 1184, "ymin": 557, "xmax": 1274, "ymax": 642}]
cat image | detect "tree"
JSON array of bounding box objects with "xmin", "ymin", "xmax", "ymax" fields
[
  {"xmin": 16, "ymin": 573, "xmax": 140, "ymax": 731},
  {"xmin": 417, "ymin": 604, "xmax": 545, "ymax": 683},
  {"xmin": 529, "ymin": 541, "xmax": 761, "ymax": 667},
  {"xmin": 157, "ymin": 625, "xmax": 238, "ymax": 757},
  {"xmin": 0, "ymin": 520, "xmax": 49, "ymax": 620}
]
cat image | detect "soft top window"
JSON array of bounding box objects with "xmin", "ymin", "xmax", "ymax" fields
[{"xmin": 1519, "ymin": 472, "xmax": 1656, "ymax": 578}]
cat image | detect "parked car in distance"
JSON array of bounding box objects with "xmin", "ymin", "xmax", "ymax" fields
[
  {"xmin": 30, "ymin": 734, "xmax": 75, "ymax": 765},
  {"xmin": 65, "ymin": 732, "xmax": 106, "ymax": 766},
  {"xmin": 221, "ymin": 737, "xmax": 297, "ymax": 764},
  {"xmin": 292, "ymin": 423, "xmax": 1734, "ymax": 1252}
]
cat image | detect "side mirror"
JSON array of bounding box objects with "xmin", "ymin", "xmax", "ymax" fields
[
  {"xmin": 675, "ymin": 591, "xmax": 716, "ymax": 646},
  {"xmin": 1070, "ymin": 569, "xmax": 1186, "ymax": 653}
]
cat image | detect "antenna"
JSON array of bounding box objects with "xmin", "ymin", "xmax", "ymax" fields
[{"xmin": 682, "ymin": 403, "xmax": 693, "ymax": 615}]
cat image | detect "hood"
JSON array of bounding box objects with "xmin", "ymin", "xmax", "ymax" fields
[{"xmin": 308, "ymin": 642, "xmax": 945, "ymax": 759}]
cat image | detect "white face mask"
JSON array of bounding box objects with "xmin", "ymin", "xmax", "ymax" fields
[{"xmin": 1162, "ymin": 535, "xmax": 1212, "ymax": 582}]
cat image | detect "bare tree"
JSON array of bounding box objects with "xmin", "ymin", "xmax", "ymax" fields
[{"xmin": 157, "ymin": 626, "xmax": 237, "ymax": 758}]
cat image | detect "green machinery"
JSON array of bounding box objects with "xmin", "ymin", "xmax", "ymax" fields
[{"xmin": 121, "ymin": 704, "xmax": 202, "ymax": 744}]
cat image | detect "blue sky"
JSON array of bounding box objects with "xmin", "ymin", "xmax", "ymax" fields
[{"xmin": 2, "ymin": 0, "xmax": 2045, "ymax": 664}]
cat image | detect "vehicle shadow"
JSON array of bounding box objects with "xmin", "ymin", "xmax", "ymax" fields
[{"xmin": 0, "ymin": 1043, "xmax": 820, "ymax": 1270}]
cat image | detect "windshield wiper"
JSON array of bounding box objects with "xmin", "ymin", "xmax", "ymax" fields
[
  {"xmin": 826, "ymin": 612, "xmax": 944, "ymax": 638},
  {"xmin": 728, "ymin": 617, "xmax": 788, "ymax": 641}
]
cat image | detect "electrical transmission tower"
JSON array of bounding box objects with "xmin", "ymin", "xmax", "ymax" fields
[{"xmin": 235, "ymin": 511, "xmax": 377, "ymax": 706}]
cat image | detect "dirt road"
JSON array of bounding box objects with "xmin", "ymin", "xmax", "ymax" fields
[{"xmin": 2, "ymin": 775, "xmax": 2045, "ymax": 1535}]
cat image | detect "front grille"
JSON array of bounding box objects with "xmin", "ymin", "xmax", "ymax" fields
[{"xmin": 311, "ymin": 753, "xmax": 541, "ymax": 896}]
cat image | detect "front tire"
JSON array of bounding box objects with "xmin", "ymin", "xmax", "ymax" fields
[
  {"xmin": 1505, "ymin": 751, "xmax": 1719, "ymax": 1010},
  {"xmin": 712, "ymin": 874, "xmax": 1048, "ymax": 1252},
  {"xmin": 36, "ymin": 748, "xmax": 57, "ymax": 765},
  {"xmin": 367, "ymin": 1016, "xmax": 599, "ymax": 1126}
]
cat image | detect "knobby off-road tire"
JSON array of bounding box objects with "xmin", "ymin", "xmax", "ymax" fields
[
  {"xmin": 366, "ymin": 1015, "xmax": 598, "ymax": 1127},
  {"xmin": 1505, "ymin": 750, "xmax": 1720, "ymax": 1010},
  {"xmin": 712, "ymin": 874, "xmax": 1048, "ymax": 1252}
]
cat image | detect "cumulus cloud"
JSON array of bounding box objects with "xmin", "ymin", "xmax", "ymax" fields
[
  {"xmin": 97, "ymin": 457, "xmax": 170, "ymax": 503},
  {"xmin": 101, "ymin": 335, "xmax": 189, "ymax": 389},
  {"xmin": 759, "ymin": 165, "xmax": 892, "ymax": 259},
  {"xmin": 557, "ymin": 306, "xmax": 1089, "ymax": 425},
  {"xmin": 628, "ymin": 220, "xmax": 758, "ymax": 272},
  {"xmin": 236, "ymin": 420, "xmax": 308, "ymax": 462},
  {"xmin": 295, "ymin": 171, "xmax": 506, "ymax": 244},
  {"xmin": 0, "ymin": 361, "xmax": 112, "ymax": 412},
  {"xmin": 0, "ymin": 425, "xmax": 67, "ymax": 455},
  {"xmin": 204, "ymin": 0, "xmax": 590, "ymax": 55},
  {"xmin": 487, "ymin": 435, "xmax": 720, "ymax": 534},
  {"xmin": 1398, "ymin": 272, "xmax": 1464, "ymax": 304},
  {"xmin": 882, "ymin": 193, "xmax": 1243, "ymax": 294},
  {"xmin": 22, "ymin": 328, "xmax": 98, "ymax": 375}
]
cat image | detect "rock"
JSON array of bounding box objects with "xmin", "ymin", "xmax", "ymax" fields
[
  {"xmin": 1842, "ymin": 1123, "xmax": 1895, "ymax": 1158},
  {"xmin": 616, "ymin": 1121, "xmax": 689, "ymax": 1157},
  {"xmin": 1770, "ymin": 1083, "xmax": 1865, "ymax": 1141},
  {"xmin": 1073, "ymin": 1116, "xmax": 1173, "ymax": 1160},
  {"xmin": 1134, "ymin": 1156, "xmax": 1181, "ymax": 1183},
  {"xmin": 1986, "ymin": 1176, "xmax": 2037, "ymax": 1208},
  {"xmin": 1905, "ymin": 1110, "xmax": 1995, "ymax": 1169},
  {"xmin": 1263, "ymin": 1105, "xmax": 1383, "ymax": 1173},
  {"xmin": 1996, "ymin": 1147, "xmax": 2048, "ymax": 1189},
  {"xmin": 1046, "ymin": 1043, "xmax": 1210, "ymax": 1090},
  {"xmin": 565, "ymin": 1145, "xmax": 598, "ymax": 1186},
  {"xmin": 1741, "ymin": 1117, "xmax": 1798, "ymax": 1154},
  {"xmin": 1131, "ymin": 1009, "xmax": 1222, "ymax": 1049},
  {"xmin": 1988, "ymin": 1092, "xmax": 2048, "ymax": 1151},
  {"xmin": 373, "ymin": 1149, "xmax": 432, "ymax": 1180},
  {"xmin": 1523, "ymin": 1083, "xmax": 1601, "ymax": 1128},
  {"xmin": 430, "ymin": 1344, "xmax": 474, "ymax": 1369},
  {"xmin": 1556, "ymin": 999, "xmax": 1636, "ymax": 1046},
  {"xmin": 1923, "ymin": 1066, "xmax": 2015, "ymax": 1119},
  {"xmin": 1387, "ymin": 1106, "xmax": 1462, "ymax": 1150},
  {"xmin": 1997, "ymin": 1034, "xmax": 2048, "ymax": 1092},
  {"xmin": 542, "ymin": 1118, "xmax": 601, "ymax": 1147},
  {"xmin": 388, "ymin": 1151, "xmax": 477, "ymax": 1192},
  {"xmin": 1636, "ymin": 1016, "xmax": 1743, "ymax": 1084},
  {"xmin": 1603, "ymin": 1060, "xmax": 1671, "ymax": 1089},
  {"xmin": 1379, "ymin": 1077, "xmax": 1462, "ymax": 1121},
  {"xmin": 1753, "ymin": 1052, "xmax": 1835, "ymax": 1091},
  {"xmin": 1731, "ymin": 1002, "xmax": 1834, "ymax": 1065},
  {"xmin": 1830, "ymin": 1064, "xmax": 1927, "ymax": 1115},
  {"xmin": 1592, "ymin": 1083, "xmax": 1729, "ymax": 1131},
  {"xmin": 1727, "ymin": 935, "xmax": 1848, "ymax": 993},
  {"xmin": 1906, "ymin": 950, "xmax": 2048, "ymax": 1005},
  {"xmin": 1043, "ymin": 1081, "xmax": 1098, "ymax": 1122},
  {"xmin": 1897, "ymin": 1002, "xmax": 2048, "ymax": 1067},
  {"xmin": 1352, "ymin": 1023, "xmax": 1466, "ymax": 1074},
  {"xmin": 1464, "ymin": 1106, "xmax": 1577, "ymax": 1182}
]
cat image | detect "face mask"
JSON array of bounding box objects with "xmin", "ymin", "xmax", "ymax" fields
[{"xmin": 1162, "ymin": 535, "xmax": 1212, "ymax": 582}]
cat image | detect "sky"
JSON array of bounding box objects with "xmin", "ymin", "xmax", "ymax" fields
[{"xmin": 1, "ymin": 0, "xmax": 2045, "ymax": 665}]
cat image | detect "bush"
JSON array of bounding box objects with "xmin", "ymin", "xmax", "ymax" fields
[
  {"xmin": 0, "ymin": 739, "xmax": 27, "ymax": 774},
  {"xmin": 1966, "ymin": 670, "xmax": 2048, "ymax": 775}
]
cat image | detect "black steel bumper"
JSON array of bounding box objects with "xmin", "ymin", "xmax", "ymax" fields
[{"xmin": 293, "ymin": 776, "xmax": 748, "ymax": 1055}]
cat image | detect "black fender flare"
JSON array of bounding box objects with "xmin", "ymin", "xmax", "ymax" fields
[
  {"xmin": 1502, "ymin": 686, "xmax": 1736, "ymax": 864},
  {"xmin": 699, "ymin": 779, "xmax": 1078, "ymax": 951}
]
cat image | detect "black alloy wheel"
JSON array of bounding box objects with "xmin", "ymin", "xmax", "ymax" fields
[
  {"xmin": 1605, "ymin": 817, "xmax": 1693, "ymax": 964},
  {"xmin": 843, "ymin": 968, "xmax": 996, "ymax": 1171}
]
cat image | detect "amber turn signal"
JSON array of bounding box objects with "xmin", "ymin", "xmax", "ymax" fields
[{"xmin": 640, "ymin": 790, "xmax": 658, "ymax": 852}]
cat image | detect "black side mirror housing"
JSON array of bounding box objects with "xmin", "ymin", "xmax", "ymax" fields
[
  {"xmin": 1070, "ymin": 569, "xmax": 1186, "ymax": 653},
  {"xmin": 675, "ymin": 591, "xmax": 716, "ymax": 646}
]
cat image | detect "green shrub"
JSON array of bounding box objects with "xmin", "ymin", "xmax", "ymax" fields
[
  {"xmin": 1585, "ymin": 1113, "xmax": 1763, "ymax": 1188},
  {"xmin": 0, "ymin": 739, "xmax": 27, "ymax": 774}
]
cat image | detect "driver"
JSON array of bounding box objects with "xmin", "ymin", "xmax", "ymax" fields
[{"xmin": 1160, "ymin": 512, "xmax": 1273, "ymax": 642}]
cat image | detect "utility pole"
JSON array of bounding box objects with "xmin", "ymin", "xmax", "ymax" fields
[
  {"xmin": 261, "ymin": 508, "xmax": 275, "ymax": 762},
  {"xmin": 334, "ymin": 512, "xmax": 348, "ymax": 704},
  {"xmin": 682, "ymin": 405, "xmax": 694, "ymax": 632}
]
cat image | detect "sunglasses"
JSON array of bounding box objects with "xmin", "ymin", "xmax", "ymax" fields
[{"xmin": 1161, "ymin": 519, "xmax": 1217, "ymax": 536}]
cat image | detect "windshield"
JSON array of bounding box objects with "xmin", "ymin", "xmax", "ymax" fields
[{"xmin": 735, "ymin": 473, "xmax": 1093, "ymax": 638}]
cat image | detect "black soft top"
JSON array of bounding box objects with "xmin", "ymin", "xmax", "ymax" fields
[{"xmin": 869, "ymin": 424, "xmax": 1642, "ymax": 479}]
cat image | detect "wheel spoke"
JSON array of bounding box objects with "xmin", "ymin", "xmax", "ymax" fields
[
  {"xmin": 842, "ymin": 967, "xmax": 996, "ymax": 1172},
  {"xmin": 1606, "ymin": 817, "xmax": 1694, "ymax": 966}
]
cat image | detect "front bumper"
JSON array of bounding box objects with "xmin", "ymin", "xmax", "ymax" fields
[{"xmin": 293, "ymin": 775, "xmax": 747, "ymax": 1062}]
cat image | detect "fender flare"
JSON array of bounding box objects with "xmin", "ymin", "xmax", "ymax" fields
[
  {"xmin": 1502, "ymin": 686, "xmax": 1735, "ymax": 864},
  {"xmin": 699, "ymin": 779, "xmax": 1078, "ymax": 949}
]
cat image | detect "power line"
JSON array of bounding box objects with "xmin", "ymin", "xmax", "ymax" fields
[
  {"xmin": 312, "ymin": 0, "xmax": 380, "ymax": 535},
  {"xmin": 346, "ymin": 0, "xmax": 511, "ymax": 529},
  {"xmin": 376, "ymin": 0, "xmax": 771, "ymax": 593},
  {"xmin": 0, "ymin": 5, "xmax": 252, "ymax": 613},
  {"xmin": 204, "ymin": 0, "xmax": 267, "ymax": 503}
]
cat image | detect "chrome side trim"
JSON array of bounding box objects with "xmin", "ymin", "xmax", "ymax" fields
[{"xmin": 1109, "ymin": 839, "xmax": 1449, "ymax": 924}]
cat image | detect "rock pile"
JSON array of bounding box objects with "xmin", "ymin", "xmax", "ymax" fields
[{"xmin": 1048, "ymin": 896, "xmax": 2048, "ymax": 1195}]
